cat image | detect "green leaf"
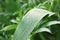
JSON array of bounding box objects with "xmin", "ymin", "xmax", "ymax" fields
[
  {"xmin": 46, "ymin": 21, "xmax": 60, "ymax": 27},
  {"xmin": 13, "ymin": 8, "xmax": 54, "ymax": 40},
  {"xmin": 35, "ymin": 27, "xmax": 51, "ymax": 34},
  {"xmin": 0, "ymin": 24, "xmax": 17, "ymax": 32}
]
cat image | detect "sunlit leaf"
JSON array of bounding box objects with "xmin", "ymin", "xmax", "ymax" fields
[{"xmin": 14, "ymin": 8, "xmax": 54, "ymax": 40}]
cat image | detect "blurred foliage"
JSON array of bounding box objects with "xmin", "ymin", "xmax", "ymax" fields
[{"xmin": 0, "ymin": 0, "xmax": 60, "ymax": 40}]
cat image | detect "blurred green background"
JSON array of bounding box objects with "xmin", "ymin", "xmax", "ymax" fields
[{"xmin": 0, "ymin": 0, "xmax": 60, "ymax": 40}]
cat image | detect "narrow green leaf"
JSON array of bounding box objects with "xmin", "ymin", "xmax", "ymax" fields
[
  {"xmin": 35, "ymin": 27, "xmax": 51, "ymax": 34},
  {"xmin": 13, "ymin": 8, "xmax": 54, "ymax": 40},
  {"xmin": 47, "ymin": 21, "xmax": 60, "ymax": 26},
  {"xmin": 0, "ymin": 24, "xmax": 17, "ymax": 32},
  {"xmin": 41, "ymin": 21, "xmax": 60, "ymax": 28}
]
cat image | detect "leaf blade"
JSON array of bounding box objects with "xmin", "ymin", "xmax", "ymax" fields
[{"xmin": 13, "ymin": 8, "xmax": 54, "ymax": 40}]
